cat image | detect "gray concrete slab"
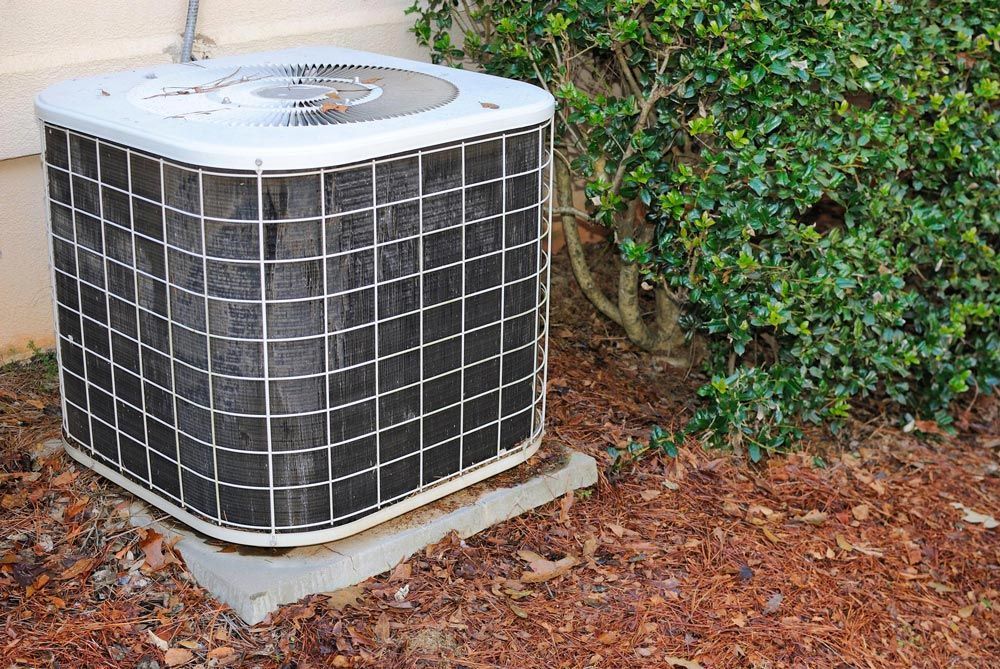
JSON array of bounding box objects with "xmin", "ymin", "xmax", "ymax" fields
[{"xmin": 45, "ymin": 440, "xmax": 597, "ymax": 624}]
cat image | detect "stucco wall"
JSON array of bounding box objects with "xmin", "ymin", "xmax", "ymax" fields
[{"xmin": 0, "ymin": 0, "xmax": 426, "ymax": 360}]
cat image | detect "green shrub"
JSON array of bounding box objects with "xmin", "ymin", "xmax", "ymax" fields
[{"xmin": 409, "ymin": 0, "xmax": 1000, "ymax": 458}]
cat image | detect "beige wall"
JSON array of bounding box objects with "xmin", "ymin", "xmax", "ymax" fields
[{"xmin": 0, "ymin": 0, "xmax": 425, "ymax": 361}]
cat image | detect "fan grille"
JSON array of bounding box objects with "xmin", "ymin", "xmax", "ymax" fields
[{"xmin": 129, "ymin": 64, "xmax": 459, "ymax": 127}]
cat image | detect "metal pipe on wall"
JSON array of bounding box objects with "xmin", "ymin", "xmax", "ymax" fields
[{"xmin": 180, "ymin": 0, "xmax": 200, "ymax": 62}]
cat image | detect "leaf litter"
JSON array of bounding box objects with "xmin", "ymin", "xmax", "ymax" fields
[{"xmin": 1, "ymin": 251, "xmax": 998, "ymax": 667}]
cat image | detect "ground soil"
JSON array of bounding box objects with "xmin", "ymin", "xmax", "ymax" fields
[{"xmin": 1, "ymin": 247, "xmax": 998, "ymax": 669}]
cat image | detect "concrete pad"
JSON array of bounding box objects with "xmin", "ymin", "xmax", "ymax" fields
[{"xmin": 46, "ymin": 440, "xmax": 597, "ymax": 624}]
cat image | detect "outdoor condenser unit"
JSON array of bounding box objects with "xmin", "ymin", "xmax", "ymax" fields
[{"xmin": 36, "ymin": 47, "xmax": 554, "ymax": 546}]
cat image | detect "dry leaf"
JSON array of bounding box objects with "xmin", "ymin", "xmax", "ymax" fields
[
  {"xmin": 929, "ymin": 582, "xmax": 956, "ymax": 594},
  {"xmin": 913, "ymin": 419, "xmax": 946, "ymax": 435},
  {"xmin": 852, "ymin": 544, "xmax": 884, "ymax": 558},
  {"xmin": 64, "ymin": 496, "xmax": 90, "ymax": 519},
  {"xmin": 374, "ymin": 612, "xmax": 391, "ymax": 643},
  {"xmin": 793, "ymin": 509, "xmax": 828, "ymax": 525},
  {"xmin": 325, "ymin": 90, "xmax": 342, "ymax": 99},
  {"xmin": 508, "ymin": 602, "xmax": 528, "ymax": 618},
  {"xmin": 361, "ymin": 76, "xmax": 383, "ymax": 84},
  {"xmin": 51, "ymin": 471, "xmax": 78, "ymax": 487},
  {"xmin": 504, "ymin": 587, "xmax": 533, "ymax": 600},
  {"xmin": 59, "ymin": 557, "xmax": 95, "ymax": 580},
  {"xmin": 665, "ymin": 657, "xmax": 703, "ymax": 669},
  {"xmin": 835, "ymin": 534, "xmax": 854, "ymax": 552},
  {"xmin": 597, "ymin": 630, "xmax": 619, "ymax": 644},
  {"xmin": 582, "ymin": 536, "xmax": 598, "ymax": 559},
  {"xmin": 950, "ymin": 502, "xmax": 998, "ymax": 529},
  {"xmin": 25, "ymin": 574, "xmax": 50, "ymax": 598},
  {"xmin": 207, "ymin": 646, "xmax": 235, "ymax": 663},
  {"xmin": 559, "ymin": 491, "xmax": 574, "ymax": 524},
  {"xmin": 957, "ymin": 604, "xmax": 976, "ymax": 619},
  {"xmin": 1, "ymin": 492, "xmax": 27, "ymax": 510},
  {"xmin": 164, "ymin": 648, "xmax": 194, "ymax": 667},
  {"xmin": 389, "ymin": 561, "xmax": 412, "ymax": 581},
  {"xmin": 851, "ymin": 504, "xmax": 870, "ymax": 521},
  {"xmin": 763, "ymin": 592, "xmax": 783, "ymax": 614},
  {"xmin": 639, "ymin": 489, "xmax": 661, "ymax": 501},
  {"xmin": 480, "ymin": 101, "xmax": 499, "ymax": 109},
  {"xmin": 607, "ymin": 523, "xmax": 626, "ymax": 537},
  {"xmin": 761, "ymin": 527, "xmax": 781, "ymax": 544},
  {"xmin": 321, "ymin": 101, "xmax": 349, "ymax": 113},
  {"xmin": 518, "ymin": 550, "xmax": 579, "ymax": 583},
  {"xmin": 287, "ymin": 603, "xmax": 315, "ymax": 623},
  {"xmin": 146, "ymin": 629, "xmax": 169, "ymax": 652},
  {"xmin": 140, "ymin": 529, "xmax": 178, "ymax": 571},
  {"xmin": 323, "ymin": 585, "xmax": 365, "ymax": 611}
]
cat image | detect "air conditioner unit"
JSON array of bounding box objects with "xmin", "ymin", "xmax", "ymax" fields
[{"xmin": 36, "ymin": 47, "xmax": 553, "ymax": 547}]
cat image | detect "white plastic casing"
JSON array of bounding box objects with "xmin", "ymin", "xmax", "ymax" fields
[{"xmin": 35, "ymin": 46, "xmax": 554, "ymax": 171}]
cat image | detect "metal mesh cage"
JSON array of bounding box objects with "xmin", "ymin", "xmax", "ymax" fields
[{"xmin": 43, "ymin": 120, "xmax": 552, "ymax": 544}]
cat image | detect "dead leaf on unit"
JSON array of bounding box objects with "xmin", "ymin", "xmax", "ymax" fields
[
  {"xmin": 321, "ymin": 101, "xmax": 349, "ymax": 113},
  {"xmin": 325, "ymin": 89, "xmax": 342, "ymax": 99},
  {"xmin": 480, "ymin": 101, "xmax": 499, "ymax": 109},
  {"xmin": 361, "ymin": 76, "xmax": 383, "ymax": 84}
]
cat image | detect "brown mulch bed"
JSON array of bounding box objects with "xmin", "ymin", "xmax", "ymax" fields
[{"xmin": 2, "ymin": 249, "xmax": 998, "ymax": 669}]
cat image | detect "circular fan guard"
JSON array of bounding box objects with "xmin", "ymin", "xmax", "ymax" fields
[{"xmin": 130, "ymin": 64, "xmax": 459, "ymax": 127}]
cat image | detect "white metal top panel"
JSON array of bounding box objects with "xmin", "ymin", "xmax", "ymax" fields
[{"xmin": 35, "ymin": 46, "xmax": 554, "ymax": 171}]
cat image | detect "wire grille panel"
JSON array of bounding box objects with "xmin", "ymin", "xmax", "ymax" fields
[{"xmin": 43, "ymin": 120, "xmax": 552, "ymax": 539}]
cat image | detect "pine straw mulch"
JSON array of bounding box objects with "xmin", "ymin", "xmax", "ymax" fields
[{"xmin": 2, "ymin": 249, "xmax": 999, "ymax": 669}]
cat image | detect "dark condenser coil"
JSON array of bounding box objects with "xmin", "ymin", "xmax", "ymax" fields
[{"xmin": 36, "ymin": 47, "xmax": 554, "ymax": 546}]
